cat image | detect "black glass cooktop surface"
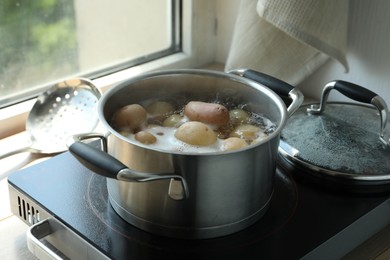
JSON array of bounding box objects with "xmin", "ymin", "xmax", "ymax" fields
[{"xmin": 8, "ymin": 151, "xmax": 390, "ymax": 259}]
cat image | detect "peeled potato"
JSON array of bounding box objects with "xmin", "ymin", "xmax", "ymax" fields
[
  {"xmin": 112, "ymin": 104, "xmax": 147, "ymax": 130},
  {"xmin": 146, "ymin": 101, "xmax": 175, "ymax": 117},
  {"xmin": 229, "ymin": 109, "xmax": 250, "ymax": 124},
  {"xmin": 163, "ymin": 114, "xmax": 183, "ymax": 127},
  {"xmin": 230, "ymin": 124, "xmax": 262, "ymax": 142},
  {"xmin": 184, "ymin": 101, "xmax": 229, "ymax": 127},
  {"xmin": 175, "ymin": 121, "xmax": 217, "ymax": 146},
  {"xmin": 221, "ymin": 137, "xmax": 248, "ymax": 151},
  {"xmin": 135, "ymin": 131, "xmax": 157, "ymax": 144}
]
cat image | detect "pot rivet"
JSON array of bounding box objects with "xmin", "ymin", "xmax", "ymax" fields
[{"xmin": 168, "ymin": 178, "xmax": 185, "ymax": 200}]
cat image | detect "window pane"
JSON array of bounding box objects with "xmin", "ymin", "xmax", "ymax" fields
[{"xmin": 0, "ymin": 0, "xmax": 179, "ymax": 107}]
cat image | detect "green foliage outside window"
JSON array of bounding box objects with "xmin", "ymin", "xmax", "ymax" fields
[{"xmin": 0, "ymin": 0, "xmax": 77, "ymax": 98}]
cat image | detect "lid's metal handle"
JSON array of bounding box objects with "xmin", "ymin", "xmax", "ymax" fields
[
  {"xmin": 307, "ymin": 80, "xmax": 390, "ymax": 147},
  {"xmin": 228, "ymin": 69, "xmax": 304, "ymax": 117}
]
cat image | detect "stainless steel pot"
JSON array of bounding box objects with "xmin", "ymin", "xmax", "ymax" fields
[{"xmin": 68, "ymin": 69, "xmax": 303, "ymax": 239}]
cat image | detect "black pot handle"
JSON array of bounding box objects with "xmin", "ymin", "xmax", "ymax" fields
[
  {"xmin": 228, "ymin": 69, "xmax": 304, "ymax": 117},
  {"xmin": 242, "ymin": 70, "xmax": 294, "ymax": 97},
  {"xmin": 68, "ymin": 134, "xmax": 189, "ymax": 200},
  {"xmin": 69, "ymin": 141, "xmax": 127, "ymax": 178},
  {"xmin": 307, "ymin": 80, "xmax": 390, "ymax": 147}
]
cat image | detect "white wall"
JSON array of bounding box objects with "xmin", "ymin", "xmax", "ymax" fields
[
  {"xmin": 216, "ymin": 0, "xmax": 390, "ymax": 103},
  {"xmin": 299, "ymin": 0, "xmax": 390, "ymax": 103},
  {"xmin": 74, "ymin": 1, "xmax": 170, "ymax": 71},
  {"xmin": 215, "ymin": 0, "xmax": 240, "ymax": 63}
]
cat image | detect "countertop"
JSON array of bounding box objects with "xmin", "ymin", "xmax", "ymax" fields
[
  {"xmin": 1, "ymin": 177, "xmax": 38, "ymax": 260},
  {"xmin": 0, "ymin": 133, "xmax": 48, "ymax": 260},
  {"xmin": 1, "ymin": 132, "xmax": 390, "ymax": 260}
]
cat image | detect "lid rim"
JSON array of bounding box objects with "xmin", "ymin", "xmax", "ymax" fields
[{"xmin": 278, "ymin": 146, "xmax": 390, "ymax": 182}]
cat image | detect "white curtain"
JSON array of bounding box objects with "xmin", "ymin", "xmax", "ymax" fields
[{"xmin": 225, "ymin": 0, "xmax": 349, "ymax": 85}]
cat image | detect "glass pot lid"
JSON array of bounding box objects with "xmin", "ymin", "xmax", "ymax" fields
[{"xmin": 279, "ymin": 80, "xmax": 390, "ymax": 182}]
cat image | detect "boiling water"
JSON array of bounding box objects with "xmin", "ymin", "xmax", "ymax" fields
[{"xmin": 119, "ymin": 114, "xmax": 276, "ymax": 153}]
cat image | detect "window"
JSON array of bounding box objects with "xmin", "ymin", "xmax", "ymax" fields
[
  {"xmin": 0, "ymin": 0, "xmax": 180, "ymax": 108},
  {"xmin": 0, "ymin": 1, "xmax": 217, "ymax": 138}
]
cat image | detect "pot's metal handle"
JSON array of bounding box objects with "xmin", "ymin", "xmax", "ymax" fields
[
  {"xmin": 307, "ymin": 80, "xmax": 390, "ymax": 147},
  {"xmin": 68, "ymin": 134, "xmax": 189, "ymax": 200},
  {"xmin": 229, "ymin": 69, "xmax": 304, "ymax": 117}
]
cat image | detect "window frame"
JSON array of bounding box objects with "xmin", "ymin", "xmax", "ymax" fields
[{"xmin": 0, "ymin": 0, "xmax": 217, "ymax": 138}]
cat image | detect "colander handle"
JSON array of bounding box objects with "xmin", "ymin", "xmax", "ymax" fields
[{"xmin": 307, "ymin": 80, "xmax": 390, "ymax": 147}]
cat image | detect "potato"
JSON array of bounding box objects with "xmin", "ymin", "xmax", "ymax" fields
[
  {"xmin": 230, "ymin": 124, "xmax": 262, "ymax": 142},
  {"xmin": 175, "ymin": 121, "xmax": 217, "ymax": 146},
  {"xmin": 112, "ymin": 104, "xmax": 147, "ymax": 130},
  {"xmin": 135, "ymin": 131, "xmax": 157, "ymax": 144},
  {"xmin": 221, "ymin": 137, "xmax": 248, "ymax": 151},
  {"xmin": 229, "ymin": 109, "xmax": 250, "ymax": 124},
  {"xmin": 118, "ymin": 130, "xmax": 132, "ymax": 138},
  {"xmin": 184, "ymin": 101, "xmax": 229, "ymax": 127},
  {"xmin": 146, "ymin": 101, "xmax": 175, "ymax": 117},
  {"xmin": 252, "ymin": 131, "xmax": 269, "ymax": 144},
  {"xmin": 163, "ymin": 114, "xmax": 183, "ymax": 127}
]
